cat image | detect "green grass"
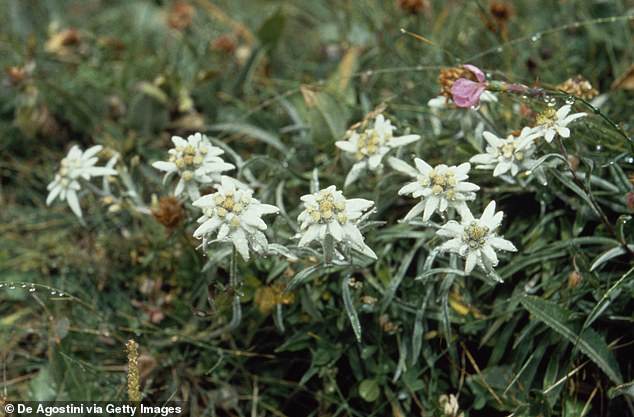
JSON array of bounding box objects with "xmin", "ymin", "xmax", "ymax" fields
[{"xmin": 1, "ymin": 0, "xmax": 634, "ymax": 416}]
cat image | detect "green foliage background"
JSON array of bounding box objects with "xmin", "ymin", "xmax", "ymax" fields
[{"xmin": 1, "ymin": 0, "xmax": 634, "ymax": 416}]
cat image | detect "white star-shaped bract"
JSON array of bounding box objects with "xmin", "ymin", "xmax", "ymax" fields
[
  {"xmin": 297, "ymin": 185, "xmax": 376, "ymax": 259},
  {"xmin": 437, "ymin": 201, "xmax": 517, "ymax": 274},
  {"xmin": 470, "ymin": 127, "xmax": 539, "ymax": 177},
  {"xmin": 392, "ymin": 157, "xmax": 479, "ymax": 221},
  {"xmin": 192, "ymin": 176, "xmax": 279, "ymax": 260},
  {"xmin": 46, "ymin": 145, "xmax": 117, "ymax": 218},
  {"xmin": 335, "ymin": 115, "xmax": 420, "ymax": 187},
  {"xmin": 152, "ymin": 132, "xmax": 234, "ymax": 201},
  {"xmin": 532, "ymin": 104, "xmax": 586, "ymax": 143}
]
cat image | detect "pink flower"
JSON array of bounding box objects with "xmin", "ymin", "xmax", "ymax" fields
[{"xmin": 450, "ymin": 64, "xmax": 487, "ymax": 108}]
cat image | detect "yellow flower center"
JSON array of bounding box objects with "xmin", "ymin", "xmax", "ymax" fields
[
  {"xmin": 536, "ymin": 108, "xmax": 557, "ymax": 126},
  {"xmin": 173, "ymin": 141, "xmax": 210, "ymax": 177},
  {"xmin": 312, "ymin": 191, "xmax": 348, "ymax": 224},
  {"xmin": 181, "ymin": 170, "xmax": 193, "ymax": 181},
  {"xmin": 426, "ymin": 170, "xmax": 457, "ymax": 199},
  {"xmin": 463, "ymin": 222, "xmax": 490, "ymax": 249},
  {"xmin": 354, "ymin": 130, "xmax": 383, "ymax": 160},
  {"xmin": 213, "ymin": 191, "xmax": 248, "ymax": 223},
  {"xmin": 500, "ymin": 143, "xmax": 515, "ymax": 159}
]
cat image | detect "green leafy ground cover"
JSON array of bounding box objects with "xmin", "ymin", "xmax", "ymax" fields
[{"xmin": 1, "ymin": 0, "xmax": 634, "ymax": 416}]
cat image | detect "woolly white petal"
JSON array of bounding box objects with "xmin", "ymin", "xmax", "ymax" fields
[
  {"xmin": 398, "ymin": 181, "xmax": 421, "ymax": 196},
  {"xmin": 422, "ymin": 196, "xmax": 439, "ymax": 221},
  {"xmin": 232, "ymin": 229, "xmax": 250, "ymax": 260},
  {"xmin": 482, "ymin": 132, "xmax": 502, "ymax": 147},
  {"xmin": 171, "ymin": 136, "xmax": 188, "ymax": 147},
  {"xmin": 454, "ymin": 162, "xmax": 471, "ymax": 177},
  {"xmin": 441, "ymin": 238, "xmax": 462, "ymax": 252},
  {"xmin": 481, "ymin": 244, "xmax": 498, "ymax": 266},
  {"xmin": 193, "ymin": 217, "xmax": 222, "ymax": 238},
  {"xmin": 66, "ymin": 189, "xmax": 82, "ymax": 218},
  {"xmin": 556, "ymin": 105, "xmax": 571, "ymax": 119},
  {"xmin": 299, "ymin": 224, "xmax": 322, "ymax": 246},
  {"xmin": 335, "ymin": 140, "xmax": 358, "ymax": 153},
  {"xmin": 465, "ymin": 252, "xmax": 477, "ymax": 274},
  {"xmin": 329, "ymin": 221, "xmax": 344, "ymax": 241},
  {"xmin": 367, "ymin": 154, "xmax": 383, "ymax": 171},
  {"xmin": 344, "ymin": 162, "xmax": 366, "ymax": 187},
  {"xmin": 556, "ymin": 126, "xmax": 570, "ymax": 138},
  {"xmin": 389, "ymin": 134, "xmax": 420, "ymax": 148},
  {"xmin": 388, "ymin": 157, "xmax": 419, "ymax": 177},
  {"xmin": 403, "ymin": 200, "xmax": 426, "ymax": 221},
  {"xmin": 414, "ymin": 158, "xmax": 433, "ymax": 175},
  {"xmin": 489, "ymin": 237, "xmax": 517, "ymax": 252}
]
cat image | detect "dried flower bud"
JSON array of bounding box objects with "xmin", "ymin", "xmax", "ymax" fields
[
  {"xmin": 6, "ymin": 66, "xmax": 27, "ymax": 85},
  {"xmin": 396, "ymin": 0, "xmax": 429, "ymax": 14},
  {"xmin": 167, "ymin": 1, "xmax": 195, "ymax": 31},
  {"xmin": 379, "ymin": 314, "xmax": 401, "ymax": 334},
  {"xmin": 152, "ymin": 196, "xmax": 185, "ymax": 230},
  {"xmin": 490, "ymin": 1, "xmax": 513, "ymax": 23},
  {"xmin": 211, "ymin": 34, "xmax": 237, "ymax": 54},
  {"xmin": 568, "ymin": 271, "xmax": 582, "ymax": 288},
  {"xmin": 567, "ymin": 154, "xmax": 580, "ymax": 171},
  {"xmin": 626, "ymin": 191, "xmax": 634, "ymax": 212},
  {"xmin": 557, "ymin": 76, "xmax": 599, "ymax": 100},
  {"xmin": 438, "ymin": 67, "xmax": 477, "ymax": 98},
  {"xmin": 45, "ymin": 28, "xmax": 81, "ymax": 56}
]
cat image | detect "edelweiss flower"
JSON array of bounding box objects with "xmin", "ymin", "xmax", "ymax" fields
[
  {"xmin": 46, "ymin": 145, "xmax": 117, "ymax": 218},
  {"xmin": 470, "ymin": 127, "xmax": 539, "ymax": 177},
  {"xmin": 152, "ymin": 133, "xmax": 234, "ymax": 201},
  {"xmin": 192, "ymin": 176, "xmax": 279, "ymax": 260},
  {"xmin": 297, "ymin": 186, "xmax": 376, "ymax": 259},
  {"xmin": 335, "ymin": 115, "xmax": 420, "ymax": 186},
  {"xmin": 532, "ymin": 104, "xmax": 586, "ymax": 143},
  {"xmin": 392, "ymin": 158, "xmax": 479, "ymax": 221},
  {"xmin": 437, "ymin": 201, "xmax": 517, "ymax": 274}
]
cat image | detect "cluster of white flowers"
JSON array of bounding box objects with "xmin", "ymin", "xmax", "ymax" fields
[
  {"xmin": 192, "ymin": 176, "xmax": 279, "ymax": 260},
  {"xmin": 532, "ymin": 104, "xmax": 586, "ymax": 143},
  {"xmin": 46, "ymin": 103, "xmax": 586, "ymax": 275},
  {"xmin": 46, "ymin": 145, "xmax": 117, "ymax": 218},
  {"xmin": 470, "ymin": 128, "xmax": 539, "ymax": 177},
  {"xmin": 297, "ymin": 185, "xmax": 376, "ymax": 259},
  {"xmin": 152, "ymin": 133, "xmax": 234, "ymax": 201},
  {"xmin": 469, "ymin": 105, "xmax": 586, "ymax": 179},
  {"xmin": 437, "ymin": 201, "xmax": 517, "ymax": 274},
  {"xmin": 335, "ymin": 115, "xmax": 420, "ymax": 187},
  {"xmin": 390, "ymin": 155, "xmax": 514, "ymax": 274},
  {"xmin": 391, "ymin": 158, "xmax": 479, "ymax": 221}
]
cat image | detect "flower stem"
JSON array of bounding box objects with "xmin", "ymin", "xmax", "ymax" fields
[
  {"xmin": 209, "ymin": 246, "xmax": 242, "ymax": 338},
  {"xmin": 323, "ymin": 234, "xmax": 335, "ymax": 265}
]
